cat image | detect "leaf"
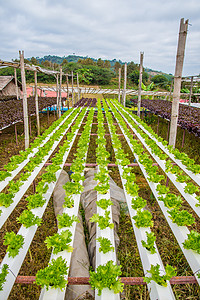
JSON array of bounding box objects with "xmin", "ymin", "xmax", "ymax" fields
[
  {"xmin": 4, "ymin": 231, "xmax": 24, "ymax": 257},
  {"xmin": 89, "ymin": 260, "xmax": 124, "ymax": 296},
  {"xmin": 35, "ymin": 257, "xmax": 68, "ymax": 290},
  {"xmin": 133, "ymin": 210, "xmax": 153, "ymax": 228},
  {"xmin": 17, "ymin": 210, "xmax": 42, "ymax": 228},
  {"xmin": 45, "ymin": 230, "xmax": 73, "ymax": 254},
  {"xmin": 57, "ymin": 213, "xmax": 80, "ymax": 229},
  {"xmin": 141, "ymin": 231, "xmax": 156, "ymax": 254},
  {"xmin": 0, "ymin": 264, "xmax": 9, "ymax": 291},
  {"xmin": 183, "ymin": 230, "xmax": 200, "ymax": 253}
]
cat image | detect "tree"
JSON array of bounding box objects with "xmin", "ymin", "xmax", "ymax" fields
[
  {"xmin": 86, "ymin": 65, "xmax": 114, "ymax": 85},
  {"xmin": 41, "ymin": 60, "xmax": 51, "ymax": 68},
  {"xmin": 127, "ymin": 61, "xmax": 138, "ymax": 75},
  {"xmin": 75, "ymin": 68, "xmax": 93, "ymax": 84},
  {"xmin": 78, "ymin": 58, "xmax": 96, "ymax": 66},
  {"xmin": 129, "ymin": 70, "xmax": 149, "ymax": 85},
  {"xmin": 63, "ymin": 62, "xmax": 82, "ymax": 73},
  {"xmin": 114, "ymin": 61, "xmax": 121, "ymax": 74},
  {"xmin": 61, "ymin": 59, "xmax": 68, "ymax": 66},
  {"xmin": 151, "ymin": 74, "xmax": 168, "ymax": 87},
  {"xmin": 104, "ymin": 60, "xmax": 111, "ymax": 68},
  {"xmin": 30, "ymin": 57, "xmax": 39, "ymax": 65},
  {"xmin": 97, "ymin": 58, "xmax": 104, "ymax": 68}
]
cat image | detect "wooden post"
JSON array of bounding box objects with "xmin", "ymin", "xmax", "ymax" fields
[
  {"xmin": 58, "ymin": 66, "xmax": 62, "ymax": 118},
  {"xmin": 77, "ymin": 73, "xmax": 80, "ymax": 103},
  {"xmin": 169, "ymin": 18, "xmax": 188, "ymax": 148},
  {"xmin": 34, "ymin": 71, "xmax": 40, "ymax": 135},
  {"xmin": 71, "ymin": 71, "xmax": 74, "ymax": 107},
  {"xmin": 118, "ymin": 68, "xmax": 121, "ymax": 103},
  {"xmin": 15, "ymin": 124, "xmax": 18, "ymax": 146},
  {"xmin": 137, "ymin": 52, "xmax": 144, "ymax": 117},
  {"xmin": 66, "ymin": 74, "xmax": 69, "ymax": 109},
  {"xmin": 29, "ymin": 116, "xmax": 32, "ymax": 136},
  {"xmin": 14, "ymin": 68, "xmax": 19, "ymax": 100},
  {"xmin": 122, "ymin": 63, "xmax": 127, "ymax": 106},
  {"xmin": 56, "ymin": 74, "xmax": 59, "ymax": 116},
  {"xmin": 19, "ymin": 50, "xmax": 29, "ymax": 149},
  {"xmin": 189, "ymin": 76, "xmax": 193, "ymax": 106}
]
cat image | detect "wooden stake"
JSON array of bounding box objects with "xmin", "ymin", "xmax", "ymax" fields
[
  {"xmin": 122, "ymin": 63, "xmax": 127, "ymax": 106},
  {"xmin": 19, "ymin": 50, "xmax": 29, "ymax": 149},
  {"xmin": 56, "ymin": 74, "xmax": 59, "ymax": 116},
  {"xmin": 189, "ymin": 76, "xmax": 193, "ymax": 106},
  {"xmin": 118, "ymin": 68, "xmax": 121, "ymax": 103},
  {"xmin": 14, "ymin": 68, "xmax": 19, "ymax": 100},
  {"xmin": 137, "ymin": 52, "xmax": 144, "ymax": 117},
  {"xmin": 29, "ymin": 116, "xmax": 32, "ymax": 136},
  {"xmin": 58, "ymin": 66, "xmax": 62, "ymax": 118},
  {"xmin": 169, "ymin": 18, "xmax": 188, "ymax": 147},
  {"xmin": 15, "ymin": 123, "xmax": 18, "ymax": 146},
  {"xmin": 71, "ymin": 71, "xmax": 74, "ymax": 107},
  {"xmin": 66, "ymin": 74, "xmax": 69, "ymax": 109},
  {"xmin": 34, "ymin": 71, "xmax": 40, "ymax": 135},
  {"xmin": 47, "ymin": 106, "xmax": 49, "ymax": 124},
  {"xmin": 77, "ymin": 73, "xmax": 80, "ymax": 103}
]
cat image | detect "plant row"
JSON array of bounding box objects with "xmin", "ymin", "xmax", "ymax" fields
[
  {"xmin": 89, "ymin": 98, "xmax": 123, "ymax": 298},
  {"xmin": 37, "ymin": 107, "xmax": 94, "ymax": 298},
  {"xmin": 103, "ymin": 99, "xmax": 176, "ymax": 295},
  {"xmin": 0, "ymin": 108, "xmax": 88, "ymax": 297},
  {"xmin": 107, "ymin": 99, "xmax": 200, "ymax": 283},
  {"xmin": 0, "ymin": 96, "xmax": 63, "ymax": 129},
  {"xmin": 0, "ymin": 108, "xmax": 74, "ymax": 192},
  {"xmin": 130, "ymin": 99, "xmax": 200, "ymax": 137},
  {"xmin": 0, "ymin": 108, "xmax": 79, "ymax": 224}
]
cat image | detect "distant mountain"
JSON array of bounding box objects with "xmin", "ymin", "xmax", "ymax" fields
[{"xmin": 30, "ymin": 55, "xmax": 172, "ymax": 77}]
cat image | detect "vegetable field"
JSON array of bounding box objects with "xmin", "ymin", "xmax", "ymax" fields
[{"xmin": 0, "ymin": 97, "xmax": 200, "ymax": 300}]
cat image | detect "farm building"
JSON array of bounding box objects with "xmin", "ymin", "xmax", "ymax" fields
[{"xmin": 0, "ymin": 76, "xmax": 22, "ymax": 98}]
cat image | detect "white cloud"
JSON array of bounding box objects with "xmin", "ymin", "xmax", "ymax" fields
[{"xmin": 0, "ymin": 0, "xmax": 199, "ymax": 75}]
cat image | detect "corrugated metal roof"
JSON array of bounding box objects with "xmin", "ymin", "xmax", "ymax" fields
[{"xmin": 0, "ymin": 76, "xmax": 14, "ymax": 91}]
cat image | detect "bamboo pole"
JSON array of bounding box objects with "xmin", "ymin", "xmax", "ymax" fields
[
  {"xmin": 137, "ymin": 52, "xmax": 144, "ymax": 117},
  {"xmin": 71, "ymin": 71, "xmax": 74, "ymax": 107},
  {"xmin": 189, "ymin": 76, "xmax": 193, "ymax": 106},
  {"xmin": 19, "ymin": 50, "xmax": 29, "ymax": 149},
  {"xmin": 77, "ymin": 73, "xmax": 80, "ymax": 103},
  {"xmin": 58, "ymin": 66, "xmax": 62, "ymax": 118},
  {"xmin": 14, "ymin": 68, "xmax": 19, "ymax": 100},
  {"xmin": 66, "ymin": 74, "xmax": 69, "ymax": 109},
  {"xmin": 118, "ymin": 68, "xmax": 121, "ymax": 103},
  {"xmin": 56, "ymin": 74, "xmax": 59, "ymax": 116},
  {"xmin": 122, "ymin": 63, "xmax": 127, "ymax": 106},
  {"xmin": 169, "ymin": 18, "xmax": 188, "ymax": 147},
  {"xmin": 34, "ymin": 71, "xmax": 40, "ymax": 135}
]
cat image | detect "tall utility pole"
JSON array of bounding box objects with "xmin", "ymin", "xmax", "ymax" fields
[
  {"xmin": 58, "ymin": 66, "xmax": 62, "ymax": 118},
  {"xmin": 137, "ymin": 52, "xmax": 144, "ymax": 117},
  {"xmin": 34, "ymin": 71, "xmax": 40, "ymax": 135},
  {"xmin": 71, "ymin": 71, "xmax": 74, "ymax": 107},
  {"xmin": 118, "ymin": 68, "xmax": 121, "ymax": 103},
  {"xmin": 19, "ymin": 50, "xmax": 29, "ymax": 149},
  {"xmin": 122, "ymin": 63, "xmax": 127, "ymax": 106},
  {"xmin": 169, "ymin": 18, "xmax": 189, "ymax": 147}
]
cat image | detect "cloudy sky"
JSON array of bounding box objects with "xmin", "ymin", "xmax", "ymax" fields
[{"xmin": 0, "ymin": 0, "xmax": 199, "ymax": 76}]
